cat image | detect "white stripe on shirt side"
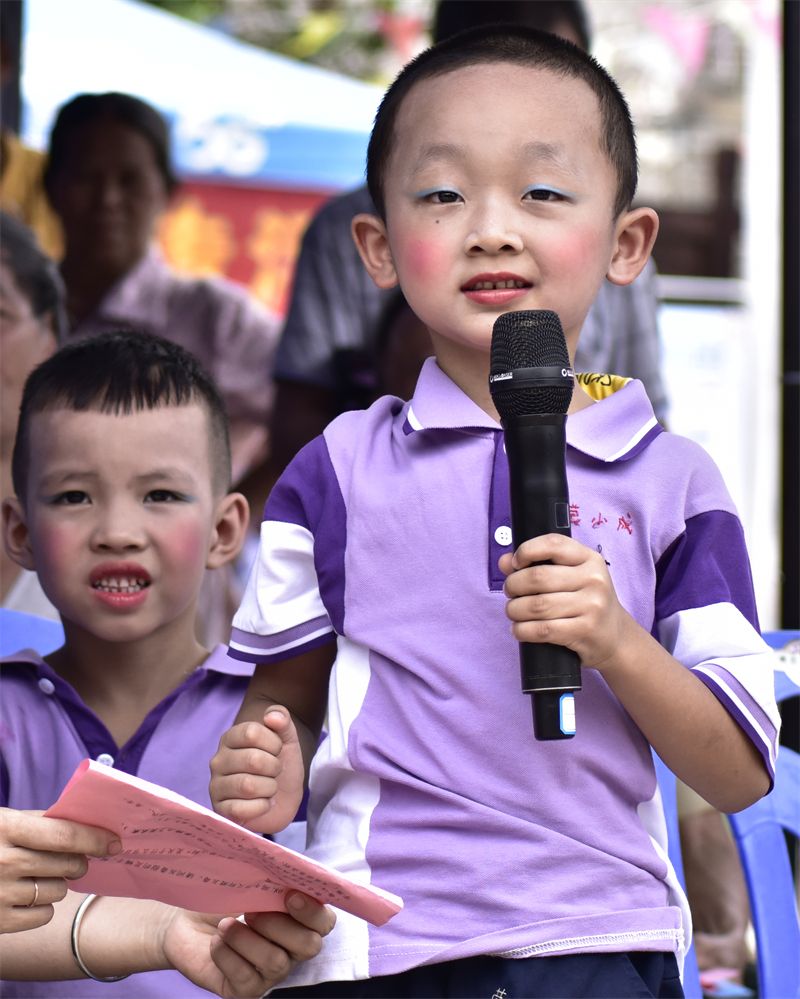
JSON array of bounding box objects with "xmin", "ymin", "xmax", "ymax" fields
[{"xmin": 281, "ymin": 637, "xmax": 378, "ymax": 987}]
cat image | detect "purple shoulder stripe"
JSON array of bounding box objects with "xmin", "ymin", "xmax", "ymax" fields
[
  {"xmin": 655, "ymin": 510, "xmax": 759, "ymax": 628},
  {"xmin": 263, "ymin": 435, "xmax": 347, "ymax": 636},
  {"xmin": 265, "ymin": 436, "xmax": 329, "ymax": 530}
]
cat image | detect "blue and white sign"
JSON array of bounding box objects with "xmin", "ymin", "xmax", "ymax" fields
[{"xmin": 21, "ymin": 0, "xmax": 383, "ymax": 191}]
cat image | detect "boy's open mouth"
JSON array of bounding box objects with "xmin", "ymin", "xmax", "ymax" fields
[
  {"xmin": 90, "ymin": 565, "xmax": 152, "ymax": 594},
  {"xmin": 91, "ymin": 577, "xmax": 151, "ymax": 594}
]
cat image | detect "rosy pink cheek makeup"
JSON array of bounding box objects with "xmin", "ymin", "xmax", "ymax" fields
[
  {"xmin": 544, "ymin": 223, "xmax": 613, "ymax": 275},
  {"xmin": 164, "ymin": 522, "xmax": 209, "ymax": 571},
  {"xmin": 402, "ymin": 237, "xmax": 451, "ymax": 282}
]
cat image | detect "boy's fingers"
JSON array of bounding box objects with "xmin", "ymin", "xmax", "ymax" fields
[
  {"xmin": 262, "ymin": 706, "xmax": 296, "ymax": 736},
  {"xmin": 211, "ymin": 745, "xmax": 283, "ymax": 780},
  {"xmin": 220, "ymin": 719, "xmax": 287, "ymax": 756},
  {"xmin": 505, "ymin": 593, "xmax": 585, "ymax": 626},
  {"xmin": 503, "ymin": 563, "xmax": 583, "ymax": 599},
  {"xmin": 510, "ymin": 533, "xmax": 587, "ymax": 569},
  {"xmin": 213, "ymin": 793, "xmax": 277, "ymax": 830},
  {"xmin": 212, "ymin": 771, "xmax": 279, "ymax": 804}
]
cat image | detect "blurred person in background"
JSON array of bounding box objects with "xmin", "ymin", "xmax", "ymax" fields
[
  {"xmin": 43, "ymin": 92, "xmax": 280, "ymax": 490},
  {"xmin": 262, "ymin": 0, "xmax": 667, "ymax": 498},
  {"xmin": 0, "ymin": 212, "xmax": 63, "ymax": 618},
  {"xmin": 41, "ymin": 92, "xmax": 282, "ymax": 644}
]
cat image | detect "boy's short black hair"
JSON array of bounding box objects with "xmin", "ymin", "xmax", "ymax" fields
[
  {"xmin": 43, "ymin": 92, "xmax": 178, "ymax": 199},
  {"xmin": 12, "ymin": 331, "xmax": 231, "ymax": 501},
  {"xmin": 0, "ymin": 212, "xmax": 68, "ymax": 339},
  {"xmin": 433, "ymin": 0, "xmax": 591, "ymax": 51},
  {"xmin": 366, "ymin": 25, "xmax": 637, "ymax": 221}
]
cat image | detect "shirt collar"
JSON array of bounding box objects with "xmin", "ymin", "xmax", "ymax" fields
[
  {"xmin": 0, "ymin": 644, "xmax": 254, "ymax": 679},
  {"xmin": 405, "ymin": 357, "xmax": 500, "ymax": 434},
  {"xmin": 405, "ymin": 358, "xmax": 662, "ymax": 463},
  {"xmin": 567, "ymin": 376, "xmax": 663, "ymax": 462}
]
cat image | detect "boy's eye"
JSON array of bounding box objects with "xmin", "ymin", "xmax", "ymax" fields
[
  {"xmin": 145, "ymin": 490, "xmax": 186, "ymax": 503},
  {"xmin": 421, "ymin": 189, "xmax": 462, "ymax": 205},
  {"xmin": 523, "ymin": 187, "xmax": 568, "ymax": 203},
  {"xmin": 52, "ymin": 491, "xmax": 90, "ymax": 505}
]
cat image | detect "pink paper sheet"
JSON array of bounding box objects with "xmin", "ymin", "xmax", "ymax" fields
[{"xmin": 45, "ymin": 760, "xmax": 402, "ymax": 926}]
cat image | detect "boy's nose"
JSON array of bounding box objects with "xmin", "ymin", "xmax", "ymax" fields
[
  {"xmin": 90, "ymin": 507, "xmax": 146, "ymax": 551},
  {"xmin": 464, "ymin": 213, "xmax": 524, "ymax": 256}
]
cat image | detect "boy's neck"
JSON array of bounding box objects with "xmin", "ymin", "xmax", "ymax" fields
[
  {"xmin": 431, "ymin": 342, "xmax": 594, "ymax": 421},
  {"xmin": 46, "ymin": 613, "xmax": 209, "ymax": 744}
]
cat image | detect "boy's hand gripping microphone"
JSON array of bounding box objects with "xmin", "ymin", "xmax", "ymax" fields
[{"xmin": 489, "ymin": 310, "xmax": 582, "ymax": 740}]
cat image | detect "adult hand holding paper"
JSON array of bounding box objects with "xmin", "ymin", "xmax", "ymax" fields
[{"xmin": 45, "ymin": 760, "xmax": 402, "ymax": 925}]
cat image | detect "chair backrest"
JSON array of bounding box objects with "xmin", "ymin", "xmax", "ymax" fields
[
  {"xmin": 0, "ymin": 607, "xmax": 64, "ymax": 656},
  {"xmin": 731, "ymin": 630, "xmax": 800, "ymax": 999},
  {"xmin": 655, "ymin": 630, "xmax": 800, "ymax": 999}
]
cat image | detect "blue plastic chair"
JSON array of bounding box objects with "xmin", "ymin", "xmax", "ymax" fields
[
  {"xmin": 656, "ymin": 630, "xmax": 800, "ymax": 999},
  {"xmin": 0, "ymin": 607, "xmax": 64, "ymax": 656},
  {"xmin": 730, "ymin": 631, "xmax": 800, "ymax": 999}
]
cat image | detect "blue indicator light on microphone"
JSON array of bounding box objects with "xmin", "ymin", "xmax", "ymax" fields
[{"xmin": 559, "ymin": 693, "xmax": 576, "ymax": 735}]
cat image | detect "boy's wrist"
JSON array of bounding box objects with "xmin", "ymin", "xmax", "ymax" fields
[{"xmin": 589, "ymin": 612, "xmax": 650, "ymax": 683}]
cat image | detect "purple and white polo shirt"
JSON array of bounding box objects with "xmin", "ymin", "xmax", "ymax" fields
[
  {"xmin": 230, "ymin": 358, "xmax": 779, "ymax": 988},
  {"xmin": 0, "ymin": 645, "xmax": 253, "ymax": 999}
]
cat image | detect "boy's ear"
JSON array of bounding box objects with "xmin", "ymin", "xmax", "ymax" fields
[
  {"xmin": 351, "ymin": 213, "xmax": 399, "ymax": 290},
  {"xmin": 2, "ymin": 498, "xmax": 36, "ymax": 571},
  {"xmin": 607, "ymin": 207, "xmax": 659, "ymax": 286},
  {"xmin": 206, "ymin": 492, "xmax": 249, "ymax": 570}
]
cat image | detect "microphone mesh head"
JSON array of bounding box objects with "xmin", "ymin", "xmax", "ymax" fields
[{"xmin": 490, "ymin": 310, "xmax": 573, "ymax": 418}]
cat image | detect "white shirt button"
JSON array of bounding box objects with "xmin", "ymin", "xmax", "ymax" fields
[
  {"xmin": 37, "ymin": 677, "xmax": 55, "ymax": 695},
  {"xmin": 96, "ymin": 753, "xmax": 115, "ymax": 767},
  {"xmin": 494, "ymin": 525, "xmax": 513, "ymax": 546}
]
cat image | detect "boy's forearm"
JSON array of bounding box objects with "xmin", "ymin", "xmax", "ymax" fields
[
  {"xmin": 236, "ymin": 646, "xmax": 335, "ymax": 778},
  {"xmin": 597, "ymin": 615, "xmax": 770, "ymax": 813}
]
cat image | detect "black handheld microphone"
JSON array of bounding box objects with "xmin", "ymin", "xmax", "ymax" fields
[{"xmin": 489, "ymin": 310, "xmax": 581, "ymax": 741}]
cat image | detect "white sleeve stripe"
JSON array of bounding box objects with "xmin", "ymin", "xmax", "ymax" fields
[
  {"xmin": 692, "ymin": 665, "xmax": 776, "ymax": 771},
  {"xmin": 230, "ymin": 624, "xmax": 335, "ymax": 658}
]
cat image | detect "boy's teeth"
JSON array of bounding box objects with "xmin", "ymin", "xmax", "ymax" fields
[
  {"xmin": 473, "ymin": 280, "xmax": 525, "ymax": 290},
  {"xmin": 93, "ymin": 577, "xmax": 149, "ymax": 593}
]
